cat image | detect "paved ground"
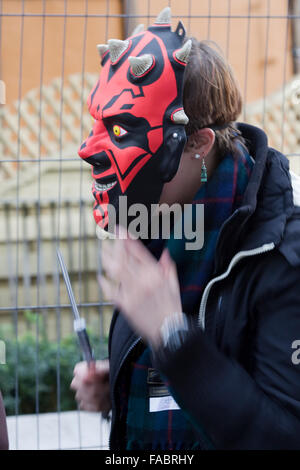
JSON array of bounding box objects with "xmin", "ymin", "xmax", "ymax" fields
[{"xmin": 6, "ymin": 411, "xmax": 110, "ymax": 450}]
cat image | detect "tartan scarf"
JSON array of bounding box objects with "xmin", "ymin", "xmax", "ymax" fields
[
  {"xmin": 124, "ymin": 147, "xmax": 254, "ymax": 450},
  {"xmin": 167, "ymin": 146, "xmax": 254, "ymax": 315},
  {"xmin": 126, "ymin": 345, "xmax": 207, "ymax": 450}
]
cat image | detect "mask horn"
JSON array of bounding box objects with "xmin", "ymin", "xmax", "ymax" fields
[
  {"xmin": 131, "ymin": 24, "xmax": 144, "ymax": 36},
  {"xmin": 108, "ymin": 39, "xmax": 130, "ymax": 64},
  {"xmin": 175, "ymin": 20, "xmax": 186, "ymax": 38},
  {"xmin": 129, "ymin": 54, "xmax": 154, "ymax": 77},
  {"xmin": 172, "ymin": 109, "xmax": 189, "ymax": 125},
  {"xmin": 155, "ymin": 6, "xmax": 171, "ymax": 25},
  {"xmin": 175, "ymin": 39, "xmax": 192, "ymax": 64},
  {"xmin": 97, "ymin": 44, "xmax": 109, "ymax": 58}
]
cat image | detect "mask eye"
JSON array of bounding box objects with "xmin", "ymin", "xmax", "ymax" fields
[{"xmin": 113, "ymin": 124, "xmax": 128, "ymax": 138}]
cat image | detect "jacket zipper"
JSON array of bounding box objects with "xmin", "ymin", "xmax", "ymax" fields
[
  {"xmin": 198, "ymin": 242, "xmax": 275, "ymax": 330},
  {"xmin": 109, "ymin": 336, "xmax": 141, "ymax": 449},
  {"xmin": 109, "ymin": 243, "xmax": 275, "ymax": 447}
]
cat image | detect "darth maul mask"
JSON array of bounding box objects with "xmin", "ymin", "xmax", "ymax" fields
[{"xmin": 78, "ymin": 7, "xmax": 191, "ymax": 233}]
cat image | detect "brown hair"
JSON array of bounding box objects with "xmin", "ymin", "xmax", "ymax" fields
[{"xmin": 183, "ymin": 38, "xmax": 245, "ymax": 157}]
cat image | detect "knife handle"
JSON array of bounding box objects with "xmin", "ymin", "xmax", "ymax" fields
[
  {"xmin": 74, "ymin": 318, "xmax": 94, "ymax": 364},
  {"xmin": 77, "ymin": 328, "xmax": 94, "ymax": 364}
]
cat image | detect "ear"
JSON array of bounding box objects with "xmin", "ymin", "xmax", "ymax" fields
[{"xmin": 188, "ymin": 128, "xmax": 215, "ymax": 157}]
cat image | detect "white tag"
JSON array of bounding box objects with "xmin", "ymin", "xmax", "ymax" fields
[{"xmin": 149, "ymin": 395, "xmax": 180, "ymax": 413}]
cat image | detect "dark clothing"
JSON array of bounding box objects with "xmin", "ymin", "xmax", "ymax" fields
[
  {"xmin": 108, "ymin": 123, "xmax": 300, "ymax": 450},
  {"xmin": 123, "ymin": 141, "xmax": 254, "ymax": 450},
  {"xmin": 0, "ymin": 392, "xmax": 8, "ymax": 450},
  {"xmin": 125, "ymin": 345, "xmax": 206, "ymax": 450}
]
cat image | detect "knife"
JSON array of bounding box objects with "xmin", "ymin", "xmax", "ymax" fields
[{"xmin": 56, "ymin": 248, "xmax": 94, "ymax": 364}]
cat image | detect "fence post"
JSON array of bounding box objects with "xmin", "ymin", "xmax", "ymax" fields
[{"xmin": 290, "ymin": 0, "xmax": 300, "ymax": 73}]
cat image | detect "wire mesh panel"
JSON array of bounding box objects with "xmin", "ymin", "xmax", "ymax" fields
[{"xmin": 0, "ymin": 0, "xmax": 299, "ymax": 450}]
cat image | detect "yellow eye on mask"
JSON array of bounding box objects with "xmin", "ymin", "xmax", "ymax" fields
[{"xmin": 113, "ymin": 125, "xmax": 127, "ymax": 138}]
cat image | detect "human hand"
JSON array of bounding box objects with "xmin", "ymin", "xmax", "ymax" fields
[
  {"xmin": 70, "ymin": 359, "xmax": 111, "ymax": 413},
  {"xmin": 99, "ymin": 228, "xmax": 183, "ymax": 349}
]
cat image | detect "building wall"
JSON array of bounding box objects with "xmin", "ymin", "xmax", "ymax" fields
[
  {"xmin": 1, "ymin": 0, "xmax": 123, "ymax": 105},
  {"xmin": 1, "ymin": 0, "xmax": 293, "ymax": 106}
]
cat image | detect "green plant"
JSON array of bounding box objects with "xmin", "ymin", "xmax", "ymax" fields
[{"xmin": 0, "ymin": 326, "xmax": 108, "ymax": 416}]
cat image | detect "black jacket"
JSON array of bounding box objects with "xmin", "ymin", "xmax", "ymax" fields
[{"xmin": 108, "ymin": 123, "xmax": 300, "ymax": 450}]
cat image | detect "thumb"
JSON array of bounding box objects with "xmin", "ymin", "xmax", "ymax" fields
[
  {"xmin": 83, "ymin": 361, "xmax": 97, "ymax": 384},
  {"xmin": 159, "ymin": 249, "xmax": 179, "ymax": 292},
  {"xmin": 159, "ymin": 248, "xmax": 173, "ymax": 274}
]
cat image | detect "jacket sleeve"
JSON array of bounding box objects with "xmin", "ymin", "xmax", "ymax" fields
[
  {"xmin": 152, "ymin": 256, "xmax": 300, "ymax": 450},
  {"xmin": 0, "ymin": 391, "xmax": 9, "ymax": 450}
]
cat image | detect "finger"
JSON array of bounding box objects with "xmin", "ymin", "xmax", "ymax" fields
[
  {"xmin": 98, "ymin": 275, "xmax": 118, "ymax": 302},
  {"xmin": 101, "ymin": 239, "xmax": 118, "ymax": 259},
  {"xmin": 168, "ymin": 260, "xmax": 180, "ymax": 293},
  {"xmin": 78, "ymin": 399, "xmax": 99, "ymax": 412},
  {"xmin": 121, "ymin": 240, "xmax": 160, "ymax": 286},
  {"xmin": 115, "ymin": 224, "xmax": 129, "ymax": 240},
  {"xmin": 159, "ymin": 248, "xmax": 180, "ymax": 292},
  {"xmin": 162, "ymin": 249, "xmax": 177, "ymax": 275},
  {"xmin": 80, "ymin": 402, "xmax": 99, "ymax": 413},
  {"xmin": 96, "ymin": 359, "xmax": 109, "ymax": 371},
  {"xmin": 88, "ymin": 360, "xmax": 96, "ymax": 372},
  {"xmin": 117, "ymin": 226, "xmax": 156, "ymax": 266},
  {"xmin": 101, "ymin": 238, "xmax": 138, "ymax": 282},
  {"xmin": 73, "ymin": 361, "xmax": 87, "ymax": 375},
  {"xmin": 159, "ymin": 248, "xmax": 173, "ymax": 274},
  {"xmin": 72, "ymin": 363, "xmax": 89, "ymax": 389},
  {"xmin": 100, "ymin": 276, "xmax": 130, "ymax": 315},
  {"xmin": 70, "ymin": 377, "xmax": 78, "ymax": 390},
  {"xmin": 83, "ymin": 362, "xmax": 97, "ymax": 384},
  {"xmin": 102, "ymin": 240, "xmax": 143, "ymax": 288},
  {"xmin": 101, "ymin": 243, "xmax": 123, "ymax": 280},
  {"xmin": 75, "ymin": 391, "xmax": 83, "ymax": 403}
]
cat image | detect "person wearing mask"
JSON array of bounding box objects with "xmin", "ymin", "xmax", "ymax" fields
[{"xmin": 71, "ymin": 8, "xmax": 300, "ymax": 450}]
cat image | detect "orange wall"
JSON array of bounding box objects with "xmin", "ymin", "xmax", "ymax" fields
[
  {"xmin": 0, "ymin": 0, "xmax": 293, "ymax": 106},
  {"xmin": 1, "ymin": 0, "xmax": 123, "ymax": 104},
  {"xmin": 134, "ymin": 0, "xmax": 293, "ymax": 104}
]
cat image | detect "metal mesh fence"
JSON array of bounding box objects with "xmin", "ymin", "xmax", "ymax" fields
[{"xmin": 0, "ymin": 0, "xmax": 299, "ymax": 450}]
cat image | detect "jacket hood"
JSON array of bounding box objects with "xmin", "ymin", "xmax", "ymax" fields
[{"xmin": 214, "ymin": 123, "xmax": 300, "ymax": 271}]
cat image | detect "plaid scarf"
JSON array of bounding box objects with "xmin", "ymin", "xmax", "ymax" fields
[
  {"xmin": 126, "ymin": 345, "xmax": 207, "ymax": 450},
  {"xmin": 167, "ymin": 146, "xmax": 253, "ymax": 315},
  {"xmin": 123, "ymin": 148, "xmax": 254, "ymax": 450}
]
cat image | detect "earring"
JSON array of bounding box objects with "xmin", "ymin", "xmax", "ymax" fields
[
  {"xmin": 194, "ymin": 153, "xmax": 201, "ymax": 159},
  {"xmin": 201, "ymin": 156, "xmax": 208, "ymax": 183}
]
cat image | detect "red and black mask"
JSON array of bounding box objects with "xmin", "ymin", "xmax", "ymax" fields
[{"xmin": 78, "ymin": 7, "xmax": 191, "ymax": 231}]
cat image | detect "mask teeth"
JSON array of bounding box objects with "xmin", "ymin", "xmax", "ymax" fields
[
  {"xmin": 97, "ymin": 44, "xmax": 109, "ymax": 58},
  {"xmin": 172, "ymin": 109, "xmax": 189, "ymax": 125},
  {"xmin": 154, "ymin": 6, "xmax": 171, "ymax": 25},
  {"xmin": 95, "ymin": 181, "xmax": 116, "ymax": 192},
  {"xmin": 175, "ymin": 39, "xmax": 192, "ymax": 64},
  {"xmin": 131, "ymin": 23, "xmax": 144, "ymax": 36},
  {"xmin": 129, "ymin": 54, "xmax": 154, "ymax": 77},
  {"xmin": 108, "ymin": 39, "xmax": 130, "ymax": 64}
]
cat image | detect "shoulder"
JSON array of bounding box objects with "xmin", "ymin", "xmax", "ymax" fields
[
  {"xmin": 267, "ymin": 149, "xmax": 300, "ymax": 267},
  {"xmin": 244, "ymin": 248, "xmax": 300, "ymax": 316}
]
